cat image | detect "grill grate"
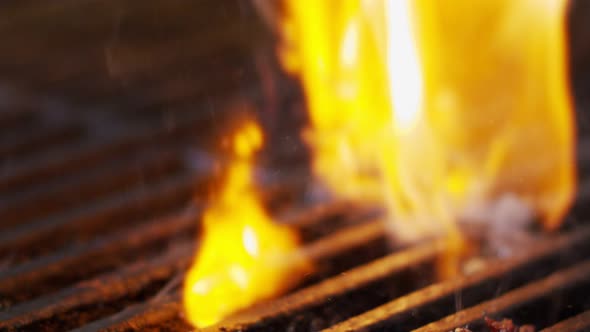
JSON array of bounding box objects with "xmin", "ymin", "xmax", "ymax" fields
[
  {"xmin": 1, "ymin": 115, "xmax": 588, "ymax": 332},
  {"xmin": 1, "ymin": 1, "xmax": 590, "ymax": 332}
]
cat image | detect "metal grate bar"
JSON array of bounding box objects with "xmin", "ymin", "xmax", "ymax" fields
[
  {"xmin": 300, "ymin": 219, "xmax": 386, "ymax": 261},
  {"xmin": 324, "ymin": 225, "xmax": 590, "ymax": 331},
  {"xmin": 0, "ymin": 209, "xmax": 196, "ymax": 300},
  {"xmin": 413, "ymin": 260, "xmax": 590, "ymax": 332},
  {"xmin": 212, "ymin": 239, "xmax": 443, "ymax": 331},
  {"xmin": 0, "ymin": 199, "xmax": 375, "ymax": 331},
  {"xmin": 0, "ymin": 242, "xmax": 193, "ymax": 331},
  {"xmin": 70, "ymin": 217, "xmax": 395, "ymax": 331},
  {"xmin": 0, "ymin": 173, "xmax": 195, "ymax": 257},
  {"xmin": 541, "ymin": 309, "xmax": 590, "ymax": 332},
  {"xmin": 0, "ymin": 199, "xmax": 354, "ymax": 302},
  {"xmin": 70, "ymin": 294, "xmax": 182, "ymax": 332},
  {"xmin": 0, "ymin": 150, "xmax": 183, "ymax": 230}
]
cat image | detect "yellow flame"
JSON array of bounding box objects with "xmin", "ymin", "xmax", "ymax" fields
[
  {"xmin": 183, "ymin": 120, "xmax": 309, "ymax": 328},
  {"xmin": 279, "ymin": 0, "xmax": 575, "ymax": 243}
]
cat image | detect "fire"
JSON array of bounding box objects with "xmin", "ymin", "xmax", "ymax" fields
[
  {"xmin": 278, "ymin": 0, "xmax": 576, "ymax": 245},
  {"xmin": 183, "ymin": 120, "xmax": 310, "ymax": 327}
]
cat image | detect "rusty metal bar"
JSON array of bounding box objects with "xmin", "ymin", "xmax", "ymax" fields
[
  {"xmin": 0, "ymin": 209, "xmax": 196, "ymax": 298},
  {"xmin": 324, "ymin": 225, "xmax": 590, "ymax": 332},
  {"xmin": 201, "ymin": 237, "xmax": 443, "ymax": 331},
  {"xmin": 0, "ymin": 150, "xmax": 183, "ymax": 230},
  {"xmin": 0, "ymin": 173, "xmax": 195, "ymax": 257},
  {"xmin": 70, "ymin": 216, "xmax": 392, "ymax": 331},
  {"xmin": 70, "ymin": 294, "xmax": 183, "ymax": 332},
  {"xmin": 413, "ymin": 260, "xmax": 590, "ymax": 332},
  {"xmin": 301, "ymin": 219, "xmax": 386, "ymax": 261},
  {"xmin": 290, "ymin": 200, "xmax": 379, "ymax": 235},
  {"xmin": 37, "ymin": 172, "xmax": 590, "ymax": 331},
  {"xmin": 0, "ymin": 196, "xmax": 366, "ymax": 305},
  {"xmin": 0, "ymin": 242, "xmax": 193, "ymax": 331},
  {"xmin": 283, "ymin": 200, "xmax": 369, "ymax": 228},
  {"xmin": 541, "ymin": 309, "xmax": 590, "ymax": 332}
]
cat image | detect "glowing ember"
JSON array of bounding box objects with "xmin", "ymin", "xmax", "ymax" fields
[
  {"xmin": 183, "ymin": 120, "xmax": 310, "ymax": 327},
  {"xmin": 279, "ymin": 0, "xmax": 576, "ymax": 250}
]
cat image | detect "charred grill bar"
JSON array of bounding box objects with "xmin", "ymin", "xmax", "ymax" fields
[
  {"xmin": 1, "ymin": 1, "xmax": 590, "ymax": 332},
  {"xmin": 1, "ymin": 119, "xmax": 590, "ymax": 332}
]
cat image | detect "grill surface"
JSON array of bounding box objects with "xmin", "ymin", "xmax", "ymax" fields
[{"xmin": 1, "ymin": 1, "xmax": 590, "ymax": 332}]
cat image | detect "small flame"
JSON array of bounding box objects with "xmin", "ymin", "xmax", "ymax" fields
[
  {"xmin": 183, "ymin": 120, "xmax": 309, "ymax": 327},
  {"xmin": 279, "ymin": 0, "xmax": 575, "ymax": 248}
]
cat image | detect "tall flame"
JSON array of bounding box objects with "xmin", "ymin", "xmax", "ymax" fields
[
  {"xmin": 279, "ymin": 0, "xmax": 575, "ymax": 242},
  {"xmin": 183, "ymin": 120, "xmax": 309, "ymax": 327}
]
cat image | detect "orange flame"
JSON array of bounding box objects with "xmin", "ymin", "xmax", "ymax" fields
[
  {"xmin": 279, "ymin": 0, "xmax": 575, "ymax": 242},
  {"xmin": 183, "ymin": 120, "xmax": 310, "ymax": 327}
]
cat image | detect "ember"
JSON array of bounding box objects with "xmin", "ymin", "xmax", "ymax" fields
[
  {"xmin": 455, "ymin": 316, "xmax": 536, "ymax": 332},
  {"xmin": 484, "ymin": 316, "xmax": 536, "ymax": 332}
]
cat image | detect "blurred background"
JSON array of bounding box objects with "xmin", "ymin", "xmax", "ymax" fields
[
  {"xmin": 0, "ymin": 0, "xmax": 311, "ymax": 171},
  {"xmin": 0, "ymin": 0, "xmax": 588, "ymax": 156},
  {"xmin": 0, "ymin": 0, "xmax": 588, "ymax": 175}
]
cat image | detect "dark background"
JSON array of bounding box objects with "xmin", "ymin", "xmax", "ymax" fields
[{"xmin": 0, "ymin": 0, "xmax": 587, "ymax": 148}]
